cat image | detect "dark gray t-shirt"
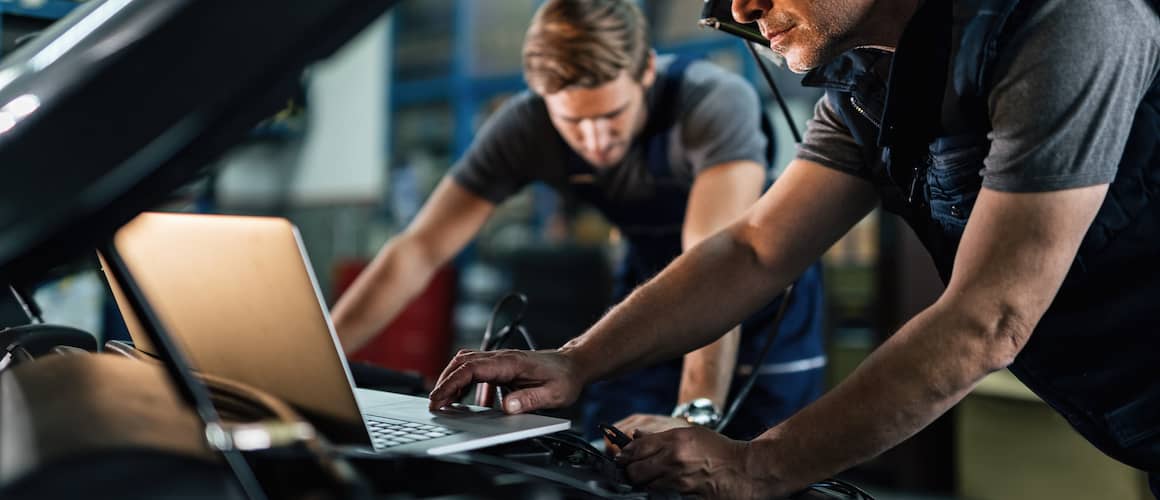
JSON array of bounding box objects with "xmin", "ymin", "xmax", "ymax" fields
[
  {"xmin": 797, "ymin": 0, "xmax": 1160, "ymax": 193},
  {"xmin": 451, "ymin": 56, "xmax": 768, "ymax": 205}
]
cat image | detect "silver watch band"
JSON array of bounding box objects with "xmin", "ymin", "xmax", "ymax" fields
[{"xmin": 671, "ymin": 398, "xmax": 722, "ymax": 427}]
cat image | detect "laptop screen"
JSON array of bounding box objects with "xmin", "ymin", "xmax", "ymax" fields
[{"xmin": 104, "ymin": 212, "xmax": 373, "ymax": 445}]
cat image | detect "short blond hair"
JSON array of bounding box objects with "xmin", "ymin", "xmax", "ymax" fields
[{"xmin": 522, "ymin": 0, "xmax": 650, "ymax": 95}]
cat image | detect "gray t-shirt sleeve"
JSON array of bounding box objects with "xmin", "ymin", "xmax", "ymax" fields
[
  {"xmin": 679, "ymin": 64, "xmax": 769, "ymax": 174},
  {"xmin": 449, "ymin": 94, "xmax": 541, "ymax": 203},
  {"xmin": 982, "ymin": 0, "xmax": 1160, "ymax": 192},
  {"xmin": 795, "ymin": 95, "xmax": 869, "ymax": 179}
]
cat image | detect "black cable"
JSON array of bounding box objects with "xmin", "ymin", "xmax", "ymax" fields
[
  {"xmin": 478, "ymin": 292, "xmax": 539, "ymax": 407},
  {"xmin": 501, "ymin": 324, "xmax": 537, "ymax": 351},
  {"xmin": 536, "ymin": 433, "xmax": 616, "ymax": 467},
  {"xmin": 480, "ymin": 292, "xmax": 537, "ymax": 351},
  {"xmin": 715, "ymin": 283, "xmax": 794, "ymax": 433},
  {"xmin": 747, "ymin": 41, "xmax": 803, "ymax": 144},
  {"xmin": 9, "ymin": 284, "xmax": 45, "ymax": 324},
  {"xmin": 434, "ymin": 451, "xmax": 632, "ymax": 498},
  {"xmin": 811, "ymin": 479, "xmax": 876, "ymax": 499}
]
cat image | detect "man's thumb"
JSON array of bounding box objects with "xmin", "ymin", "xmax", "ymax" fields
[{"xmin": 502, "ymin": 387, "xmax": 552, "ymax": 414}]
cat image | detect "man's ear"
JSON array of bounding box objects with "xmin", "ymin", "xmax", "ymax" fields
[{"xmin": 639, "ymin": 50, "xmax": 658, "ymax": 89}]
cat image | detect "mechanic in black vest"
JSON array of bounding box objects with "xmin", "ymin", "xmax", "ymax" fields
[
  {"xmin": 333, "ymin": 0, "xmax": 827, "ymax": 442},
  {"xmin": 430, "ymin": 0, "xmax": 1160, "ymax": 496}
]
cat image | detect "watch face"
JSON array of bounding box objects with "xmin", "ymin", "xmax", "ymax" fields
[
  {"xmin": 689, "ymin": 399, "xmax": 715, "ymax": 411},
  {"xmin": 686, "ymin": 411, "xmax": 717, "ymax": 427},
  {"xmin": 683, "ymin": 399, "xmax": 721, "ymax": 427}
]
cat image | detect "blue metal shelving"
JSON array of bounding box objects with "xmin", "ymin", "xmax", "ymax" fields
[
  {"xmin": 388, "ymin": 1, "xmax": 756, "ymax": 157},
  {"xmin": 0, "ymin": 0, "xmax": 78, "ymax": 20},
  {"xmin": 385, "ymin": 1, "xmax": 763, "ymax": 255}
]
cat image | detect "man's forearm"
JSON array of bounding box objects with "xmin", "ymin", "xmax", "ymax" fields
[
  {"xmin": 744, "ymin": 300, "xmax": 1017, "ymax": 495},
  {"xmin": 561, "ymin": 228, "xmax": 802, "ymax": 385},
  {"xmin": 331, "ymin": 239, "xmax": 439, "ymax": 353},
  {"xmin": 679, "ymin": 326, "xmax": 741, "ymax": 408}
]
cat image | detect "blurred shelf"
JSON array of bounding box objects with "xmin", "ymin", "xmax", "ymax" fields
[
  {"xmin": 0, "ymin": 0, "xmax": 81, "ymax": 20},
  {"xmin": 392, "ymin": 74, "xmax": 525, "ymax": 108},
  {"xmin": 656, "ymin": 38, "xmax": 744, "ymax": 60}
]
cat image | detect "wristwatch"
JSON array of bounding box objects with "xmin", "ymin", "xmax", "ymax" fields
[{"xmin": 671, "ymin": 398, "xmax": 722, "ymax": 428}]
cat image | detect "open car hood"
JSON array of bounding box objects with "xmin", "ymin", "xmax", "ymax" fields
[{"xmin": 0, "ymin": 0, "xmax": 398, "ymax": 285}]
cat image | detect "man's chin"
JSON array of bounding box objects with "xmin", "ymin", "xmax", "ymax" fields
[
  {"xmin": 783, "ymin": 61, "xmax": 811, "ymax": 74},
  {"xmin": 782, "ymin": 49, "xmax": 823, "ymax": 74},
  {"xmin": 586, "ymin": 154, "xmax": 626, "ymax": 169},
  {"xmin": 781, "ymin": 40, "xmax": 854, "ymax": 74}
]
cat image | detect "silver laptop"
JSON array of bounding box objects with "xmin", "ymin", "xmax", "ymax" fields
[{"xmin": 101, "ymin": 212, "xmax": 569, "ymax": 455}]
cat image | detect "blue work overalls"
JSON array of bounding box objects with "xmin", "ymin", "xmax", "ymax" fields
[
  {"xmin": 804, "ymin": 0, "xmax": 1160, "ymax": 494},
  {"xmin": 562, "ymin": 58, "xmax": 826, "ymax": 440}
]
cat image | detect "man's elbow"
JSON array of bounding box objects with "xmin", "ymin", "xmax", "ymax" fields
[
  {"xmin": 970, "ymin": 303, "xmax": 1036, "ymax": 373},
  {"xmin": 729, "ymin": 219, "xmax": 779, "ymax": 273}
]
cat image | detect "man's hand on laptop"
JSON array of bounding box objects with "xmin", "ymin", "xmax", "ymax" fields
[{"xmin": 429, "ymin": 349, "xmax": 584, "ymax": 414}]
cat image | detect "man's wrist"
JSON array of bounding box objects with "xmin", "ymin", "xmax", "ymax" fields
[
  {"xmin": 743, "ymin": 437, "xmax": 791, "ymax": 499},
  {"xmin": 556, "ymin": 342, "xmax": 599, "ymax": 386}
]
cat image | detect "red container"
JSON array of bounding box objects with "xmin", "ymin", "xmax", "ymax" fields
[{"xmin": 332, "ymin": 259, "xmax": 456, "ymax": 382}]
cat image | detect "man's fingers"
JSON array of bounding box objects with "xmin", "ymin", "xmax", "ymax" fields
[
  {"xmin": 607, "ymin": 417, "xmax": 648, "ymax": 451},
  {"xmin": 627, "ymin": 461, "xmax": 668, "ymax": 488},
  {"xmin": 612, "ymin": 415, "xmax": 634, "ymax": 429},
  {"xmin": 429, "ymin": 350, "xmax": 572, "ymax": 411},
  {"xmin": 500, "ymin": 385, "xmax": 562, "ymax": 414},
  {"xmin": 627, "ymin": 438, "xmax": 697, "ymax": 494},
  {"xmin": 429, "ymin": 350, "xmax": 478, "ymax": 409},
  {"xmin": 429, "ymin": 366, "xmax": 464, "ymax": 409},
  {"xmin": 604, "ymin": 437, "xmax": 622, "ymax": 456},
  {"xmin": 613, "ymin": 414, "xmax": 644, "ymax": 434},
  {"xmin": 430, "ymin": 362, "xmax": 483, "ymax": 406},
  {"xmin": 642, "ymin": 474, "xmax": 692, "ymax": 495},
  {"xmin": 429, "ymin": 356, "xmax": 513, "ymax": 409},
  {"xmin": 622, "ymin": 447, "xmax": 671, "ymax": 487},
  {"xmin": 435, "ymin": 349, "xmax": 477, "ymax": 386},
  {"xmin": 616, "ymin": 432, "xmax": 663, "ymax": 462}
]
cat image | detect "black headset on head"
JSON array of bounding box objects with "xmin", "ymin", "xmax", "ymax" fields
[
  {"xmin": 699, "ymin": 0, "xmax": 802, "ymax": 144},
  {"xmin": 699, "ymin": 0, "xmax": 767, "ymax": 44}
]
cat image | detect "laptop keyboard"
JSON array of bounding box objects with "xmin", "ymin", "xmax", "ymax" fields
[{"xmin": 366, "ymin": 415, "xmax": 460, "ymax": 449}]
